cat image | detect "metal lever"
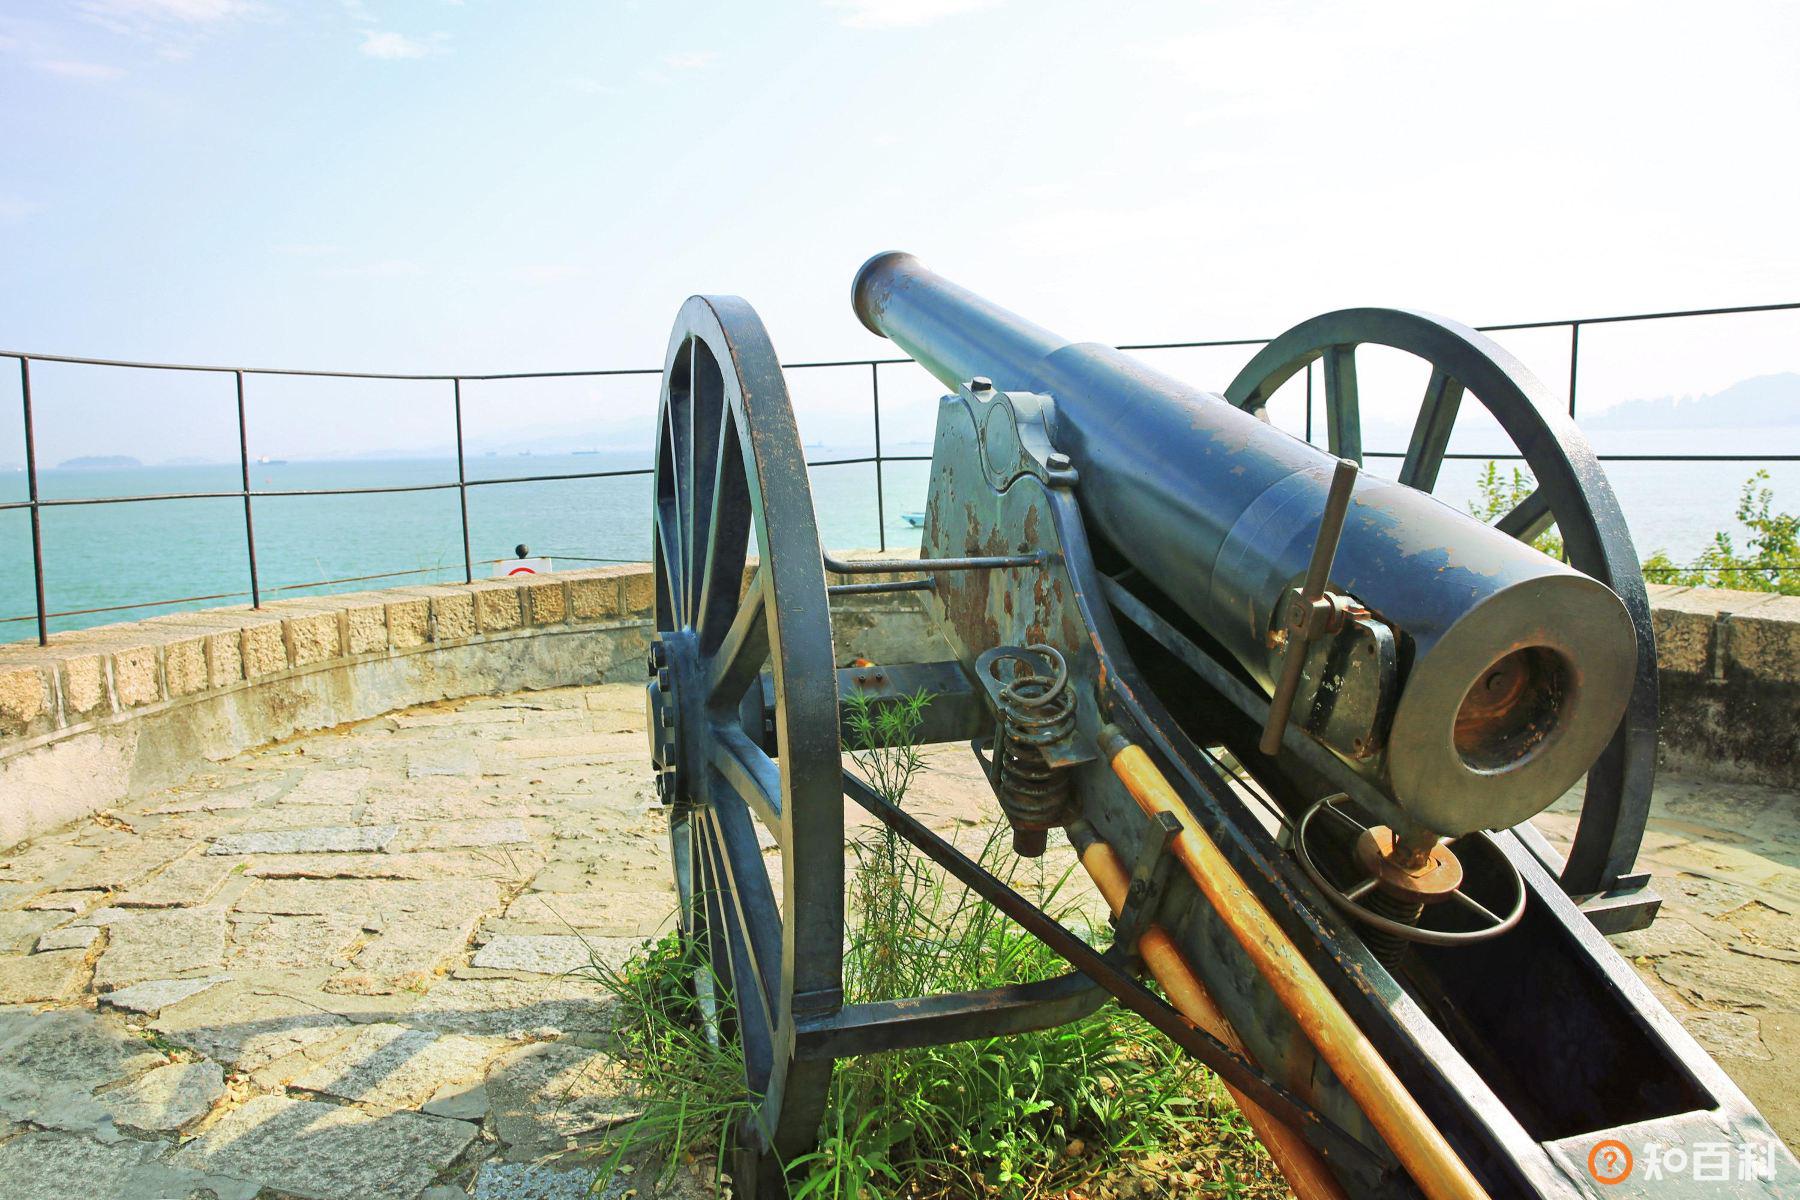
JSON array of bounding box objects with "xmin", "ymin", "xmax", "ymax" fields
[{"xmin": 1259, "ymin": 458, "xmax": 1359, "ymax": 756}]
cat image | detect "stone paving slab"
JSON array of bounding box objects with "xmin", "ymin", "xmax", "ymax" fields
[
  {"xmin": 172, "ymin": 1094, "xmax": 479, "ymax": 1199},
  {"xmin": 0, "ymin": 681, "xmax": 1792, "ymax": 1198}
]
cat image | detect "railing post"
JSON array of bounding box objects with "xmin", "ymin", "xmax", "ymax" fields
[
  {"xmin": 453, "ymin": 378, "xmax": 473, "ymax": 583},
  {"xmin": 19, "ymin": 357, "xmax": 46, "ymax": 645},
  {"xmin": 1567, "ymin": 321, "xmax": 1581, "ymax": 418},
  {"xmin": 871, "ymin": 361, "xmax": 886, "ymax": 552},
  {"xmin": 235, "ymin": 370, "xmax": 261, "ymax": 608}
]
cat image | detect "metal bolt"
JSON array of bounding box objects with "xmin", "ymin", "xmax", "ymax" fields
[
  {"xmin": 1046, "ymin": 452, "xmax": 1072, "ymax": 471},
  {"xmin": 970, "ymin": 376, "xmax": 994, "ymax": 393}
]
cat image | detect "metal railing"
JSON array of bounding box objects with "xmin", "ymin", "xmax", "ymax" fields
[{"xmin": 4, "ymin": 298, "xmax": 1798, "ymax": 645}]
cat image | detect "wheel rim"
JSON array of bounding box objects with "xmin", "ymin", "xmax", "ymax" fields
[
  {"xmin": 645, "ymin": 294, "xmax": 841, "ymax": 1170},
  {"xmin": 1225, "ymin": 309, "xmax": 1657, "ymax": 896}
]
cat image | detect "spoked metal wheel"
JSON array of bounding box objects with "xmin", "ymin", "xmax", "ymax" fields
[
  {"xmin": 644, "ymin": 295, "xmax": 842, "ymax": 1195},
  {"xmin": 1225, "ymin": 310, "xmax": 1657, "ymax": 897}
]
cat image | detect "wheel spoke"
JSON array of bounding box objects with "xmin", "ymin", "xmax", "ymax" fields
[
  {"xmin": 1322, "ymin": 801, "xmax": 1371, "ymax": 836},
  {"xmin": 1448, "ymin": 888, "xmax": 1503, "ymax": 926},
  {"xmin": 688, "ymin": 348, "xmax": 729, "ymax": 628},
  {"xmin": 1495, "ymin": 487, "xmax": 1555, "ymax": 544},
  {"xmin": 668, "ymin": 350, "xmax": 695, "ymax": 626},
  {"xmin": 1322, "ymin": 345, "xmax": 1362, "ymax": 464},
  {"xmin": 653, "ymin": 402, "xmax": 684, "ymax": 625},
  {"xmin": 696, "ymin": 410, "xmax": 753, "ymax": 652},
  {"xmin": 1398, "ymin": 367, "xmax": 1464, "ymax": 492},
  {"xmin": 706, "ymin": 576, "xmax": 769, "ymax": 706},
  {"xmin": 670, "ymin": 807, "xmax": 699, "ymax": 936},
  {"xmin": 694, "ymin": 812, "xmax": 728, "ymax": 1041},
  {"xmin": 705, "ymin": 792, "xmax": 785, "ymax": 1029},
  {"xmin": 709, "ymin": 723, "xmax": 783, "ymax": 830},
  {"xmin": 699, "ymin": 809, "xmax": 775, "ymax": 1091}
]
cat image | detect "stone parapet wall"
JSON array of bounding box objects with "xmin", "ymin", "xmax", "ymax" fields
[
  {"xmin": 0, "ymin": 567, "xmax": 653, "ymax": 741},
  {"xmin": 1646, "ymin": 583, "xmax": 1800, "ymax": 789},
  {"xmin": 0, "ymin": 567, "xmax": 660, "ymax": 850},
  {"xmin": 2, "ymin": 568, "xmax": 1787, "ymax": 852}
]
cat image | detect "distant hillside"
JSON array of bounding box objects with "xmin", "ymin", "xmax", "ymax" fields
[
  {"xmin": 57, "ymin": 455, "xmax": 142, "ymax": 469},
  {"xmin": 1586, "ymin": 372, "xmax": 1800, "ymax": 430}
]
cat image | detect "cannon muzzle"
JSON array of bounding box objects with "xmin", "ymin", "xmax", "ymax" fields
[{"xmin": 853, "ymin": 251, "xmax": 1635, "ymax": 836}]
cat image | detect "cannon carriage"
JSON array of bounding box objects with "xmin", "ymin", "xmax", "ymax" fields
[{"xmin": 640, "ymin": 255, "xmax": 1795, "ymax": 1198}]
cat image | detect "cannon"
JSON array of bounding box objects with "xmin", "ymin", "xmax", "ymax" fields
[{"xmin": 642, "ymin": 258, "xmax": 1796, "ymax": 1197}]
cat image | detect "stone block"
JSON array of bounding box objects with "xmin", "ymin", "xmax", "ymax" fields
[
  {"xmin": 472, "ymin": 582, "xmax": 523, "ymax": 632},
  {"xmin": 98, "ymin": 1060, "xmax": 224, "ymax": 1131},
  {"xmin": 0, "ymin": 664, "xmax": 51, "ymax": 736},
  {"xmin": 171, "ymin": 1094, "xmax": 478, "ymax": 1199},
  {"xmin": 523, "ymin": 578, "xmax": 568, "ymax": 626},
  {"xmin": 279, "ymin": 606, "xmax": 344, "ymax": 667},
  {"xmin": 1726, "ymin": 594, "xmax": 1800, "ymax": 685},
  {"xmin": 60, "ymin": 653, "xmax": 109, "ymax": 717},
  {"xmin": 0, "ymin": 949, "xmax": 86, "ymax": 1004},
  {"xmin": 111, "ymin": 643, "xmax": 162, "ymax": 708},
  {"xmin": 163, "ymin": 634, "xmax": 210, "ymax": 697},
  {"xmin": 429, "ymin": 589, "xmax": 476, "ymax": 641},
  {"xmin": 239, "ymin": 616, "xmax": 289, "ymax": 679},
  {"xmin": 386, "ymin": 596, "xmax": 431, "ymax": 648},
  {"xmin": 341, "ymin": 595, "xmax": 390, "ymax": 655},
  {"xmin": 618, "ymin": 566, "xmax": 655, "ymax": 616},
  {"xmin": 567, "ymin": 573, "xmax": 622, "ymax": 621}
]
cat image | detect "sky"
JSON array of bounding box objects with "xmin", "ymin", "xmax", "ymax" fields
[{"xmin": 1, "ymin": 0, "xmax": 1798, "ymax": 465}]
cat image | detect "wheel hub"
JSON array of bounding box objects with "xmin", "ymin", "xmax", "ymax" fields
[{"xmin": 646, "ymin": 631, "xmax": 703, "ymax": 805}]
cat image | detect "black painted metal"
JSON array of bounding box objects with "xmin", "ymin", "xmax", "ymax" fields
[
  {"xmin": 648, "ymin": 295, "xmax": 844, "ymax": 1189},
  {"xmin": 838, "ymin": 770, "xmax": 1386, "ymax": 1180},
  {"xmin": 3, "ymin": 294, "xmax": 1795, "ymax": 635},
  {"xmin": 453, "ymin": 378, "xmax": 472, "ymax": 585},
  {"xmin": 1224, "ymin": 311, "xmax": 1658, "ymax": 899},
  {"xmin": 234, "ymin": 370, "xmax": 260, "ymax": 609},
  {"xmin": 18, "ymin": 358, "xmax": 46, "ymax": 645},
  {"xmin": 794, "ymin": 968, "xmax": 1107, "ymax": 1061}
]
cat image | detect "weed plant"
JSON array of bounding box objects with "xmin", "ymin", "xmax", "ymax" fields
[{"xmin": 586, "ymin": 688, "xmax": 1288, "ymax": 1198}]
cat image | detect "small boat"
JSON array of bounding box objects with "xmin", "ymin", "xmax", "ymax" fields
[{"xmin": 900, "ymin": 512, "xmax": 926, "ymax": 528}]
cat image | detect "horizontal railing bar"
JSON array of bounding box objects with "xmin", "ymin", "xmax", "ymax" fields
[
  {"xmin": 0, "ymin": 563, "xmax": 471, "ymax": 625},
  {"xmin": 1358, "ymin": 451, "xmax": 1800, "ymax": 463},
  {"xmin": 0, "ymin": 456, "xmax": 956, "ymax": 511},
  {"xmin": 8, "ymin": 299, "xmax": 1791, "ymax": 383}
]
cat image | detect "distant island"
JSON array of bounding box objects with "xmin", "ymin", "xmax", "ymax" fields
[
  {"xmin": 56, "ymin": 455, "xmax": 142, "ymax": 469},
  {"xmin": 1586, "ymin": 372, "xmax": 1800, "ymax": 430}
]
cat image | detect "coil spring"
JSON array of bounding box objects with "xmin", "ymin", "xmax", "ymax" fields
[
  {"xmin": 990, "ymin": 644, "xmax": 1076, "ymax": 855},
  {"xmin": 1361, "ymin": 890, "xmax": 1425, "ymax": 966}
]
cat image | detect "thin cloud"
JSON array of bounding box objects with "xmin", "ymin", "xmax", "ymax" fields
[
  {"xmin": 660, "ymin": 50, "xmax": 716, "ymax": 70},
  {"xmin": 320, "ymin": 259, "xmax": 424, "ymax": 279},
  {"xmin": 271, "ymin": 242, "xmax": 342, "ymax": 258},
  {"xmin": 39, "ymin": 59, "xmax": 127, "ymax": 81},
  {"xmin": 358, "ymin": 30, "xmax": 444, "ymax": 59},
  {"xmin": 825, "ymin": 0, "xmax": 1001, "ymax": 29},
  {"xmin": 0, "ymin": 197, "xmax": 43, "ymax": 223},
  {"xmin": 564, "ymin": 76, "xmax": 617, "ymax": 95},
  {"xmin": 516, "ymin": 264, "xmax": 587, "ymax": 283}
]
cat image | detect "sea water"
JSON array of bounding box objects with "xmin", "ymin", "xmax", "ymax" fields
[{"xmin": 0, "ymin": 432, "xmax": 1793, "ymax": 640}]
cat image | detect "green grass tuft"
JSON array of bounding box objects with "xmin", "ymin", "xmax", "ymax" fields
[{"xmin": 582, "ymin": 687, "xmax": 1292, "ymax": 1197}]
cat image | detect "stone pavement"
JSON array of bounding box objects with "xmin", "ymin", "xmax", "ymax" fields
[
  {"xmin": 0, "ymin": 682, "xmax": 1793, "ymax": 1199},
  {"xmin": 0, "ymin": 685, "xmax": 681, "ymax": 1200}
]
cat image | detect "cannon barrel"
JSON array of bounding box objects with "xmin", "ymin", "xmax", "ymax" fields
[{"xmin": 853, "ymin": 251, "xmax": 1635, "ymax": 835}]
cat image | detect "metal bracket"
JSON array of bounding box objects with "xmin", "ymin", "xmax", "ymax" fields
[
  {"xmin": 1260, "ymin": 457, "xmax": 1359, "ymax": 755},
  {"xmin": 1110, "ymin": 810, "xmax": 1184, "ymax": 953}
]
